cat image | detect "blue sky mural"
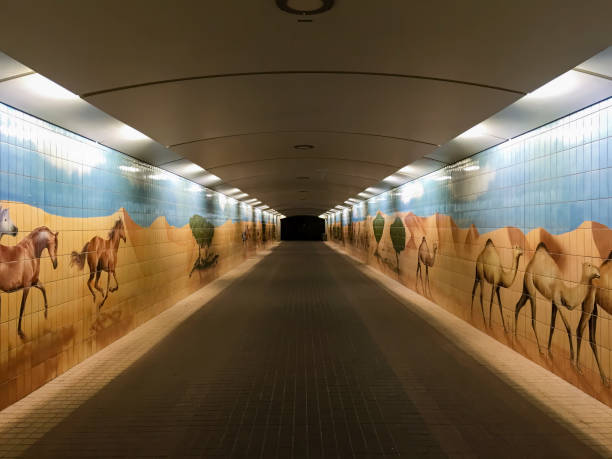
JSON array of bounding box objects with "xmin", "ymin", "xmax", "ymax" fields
[
  {"xmin": 0, "ymin": 102, "xmax": 272, "ymax": 228},
  {"xmin": 344, "ymin": 97, "xmax": 611, "ymax": 235}
]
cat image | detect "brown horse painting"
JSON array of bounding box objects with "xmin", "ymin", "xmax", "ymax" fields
[
  {"xmin": 70, "ymin": 218, "xmax": 126, "ymax": 309},
  {"xmin": 0, "ymin": 227, "xmax": 59, "ymax": 338}
]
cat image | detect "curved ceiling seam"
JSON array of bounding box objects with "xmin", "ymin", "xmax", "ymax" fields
[
  {"xmin": 203, "ymin": 171, "xmax": 371, "ymax": 187},
  {"xmin": 223, "ymin": 170, "xmax": 385, "ymax": 183},
  {"xmin": 195, "ymin": 155, "xmax": 406, "ymax": 170},
  {"xmin": 164, "ymin": 129, "xmax": 440, "ymax": 149},
  {"xmin": 79, "ymin": 70, "xmax": 526, "ymax": 98}
]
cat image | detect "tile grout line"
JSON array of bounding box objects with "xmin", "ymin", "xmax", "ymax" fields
[
  {"xmin": 0, "ymin": 246, "xmax": 278, "ymax": 458},
  {"xmin": 327, "ymin": 241, "xmax": 612, "ymax": 457}
]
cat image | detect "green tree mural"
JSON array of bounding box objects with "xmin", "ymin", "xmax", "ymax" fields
[
  {"xmin": 189, "ymin": 214, "xmax": 218, "ymax": 276},
  {"xmin": 390, "ymin": 216, "xmax": 406, "ymax": 273},
  {"xmin": 373, "ymin": 212, "xmax": 385, "ymax": 256}
]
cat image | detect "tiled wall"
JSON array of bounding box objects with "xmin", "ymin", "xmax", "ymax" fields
[
  {"xmin": 328, "ymin": 97, "xmax": 612, "ymax": 406},
  {"xmin": 0, "ymin": 102, "xmax": 280, "ymax": 409}
]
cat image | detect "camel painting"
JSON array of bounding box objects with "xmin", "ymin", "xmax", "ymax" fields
[
  {"xmin": 576, "ymin": 250, "xmax": 612, "ymax": 385},
  {"xmin": 70, "ymin": 218, "xmax": 126, "ymax": 309},
  {"xmin": 514, "ymin": 242, "xmax": 600, "ymax": 360},
  {"xmin": 471, "ymin": 239, "xmax": 523, "ymax": 331},
  {"xmin": 416, "ymin": 237, "xmax": 437, "ymax": 296}
]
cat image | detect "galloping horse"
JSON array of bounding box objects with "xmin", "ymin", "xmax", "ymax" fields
[
  {"xmin": 70, "ymin": 218, "xmax": 126, "ymax": 309},
  {"xmin": 0, "ymin": 206, "xmax": 18, "ymax": 239},
  {"xmin": 0, "ymin": 227, "xmax": 59, "ymax": 337}
]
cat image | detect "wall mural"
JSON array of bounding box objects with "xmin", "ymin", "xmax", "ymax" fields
[
  {"xmin": 328, "ymin": 97, "xmax": 612, "ymax": 406},
  {"xmin": 70, "ymin": 219, "xmax": 126, "ymax": 308},
  {"xmin": 0, "ymin": 102, "xmax": 280, "ymax": 409}
]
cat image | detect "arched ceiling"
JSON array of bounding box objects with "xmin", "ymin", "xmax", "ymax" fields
[{"xmin": 0, "ymin": 0, "xmax": 610, "ymax": 216}]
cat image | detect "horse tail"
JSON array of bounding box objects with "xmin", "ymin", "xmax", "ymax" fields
[{"xmin": 70, "ymin": 243, "xmax": 89, "ymax": 270}]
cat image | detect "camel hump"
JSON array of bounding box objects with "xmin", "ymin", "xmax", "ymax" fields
[
  {"xmin": 485, "ymin": 238, "xmax": 494, "ymax": 246},
  {"xmin": 536, "ymin": 242, "xmax": 548, "ymax": 252}
]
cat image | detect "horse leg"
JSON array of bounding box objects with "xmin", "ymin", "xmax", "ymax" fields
[
  {"xmin": 94, "ymin": 269, "xmax": 105, "ymax": 296},
  {"xmin": 33, "ymin": 282, "xmax": 49, "ymax": 318},
  {"xmin": 86, "ymin": 271, "xmax": 97, "ymax": 303},
  {"xmin": 109, "ymin": 271, "xmax": 119, "ymax": 292},
  {"xmin": 495, "ymin": 286, "xmax": 507, "ymax": 333},
  {"xmin": 547, "ymin": 302, "xmax": 558, "ymax": 355},
  {"xmin": 588, "ymin": 306, "xmax": 608, "ymax": 386},
  {"xmin": 99, "ymin": 272, "xmax": 112, "ymax": 309},
  {"xmin": 17, "ymin": 288, "xmax": 30, "ymax": 338}
]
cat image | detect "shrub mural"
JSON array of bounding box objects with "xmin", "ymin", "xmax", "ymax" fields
[
  {"xmin": 327, "ymin": 97, "xmax": 612, "ymax": 407},
  {"xmin": 0, "ymin": 102, "xmax": 280, "ymax": 409},
  {"xmin": 188, "ymin": 214, "xmax": 218, "ymax": 276},
  {"xmin": 390, "ymin": 216, "xmax": 405, "ymax": 274}
]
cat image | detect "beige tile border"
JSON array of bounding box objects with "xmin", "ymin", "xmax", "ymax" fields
[
  {"xmin": 327, "ymin": 242, "xmax": 612, "ymax": 456},
  {"xmin": 0, "ymin": 245, "xmax": 278, "ymax": 458}
]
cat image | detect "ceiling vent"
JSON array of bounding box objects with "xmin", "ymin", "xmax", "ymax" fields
[{"xmin": 276, "ymin": 0, "xmax": 334, "ymax": 15}]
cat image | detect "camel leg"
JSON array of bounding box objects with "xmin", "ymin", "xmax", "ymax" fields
[
  {"xmin": 529, "ymin": 296, "xmax": 542, "ymax": 352},
  {"xmin": 99, "ymin": 271, "xmax": 112, "ymax": 309},
  {"xmin": 495, "ymin": 286, "xmax": 508, "ymax": 333},
  {"xmin": 17, "ymin": 288, "xmax": 30, "ymax": 338},
  {"xmin": 479, "ymin": 280, "xmax": 485, "ymax": 326},
  {"xmin": 488, "ymin": 285, "xmax": 496, "ymax": 328},
  {"xmin": 416, "ymin": 262, "xmax": 421, "ymax": 291},
  {"xmin": 547, "ymin": 302, "xmax": 558, "ymax": 354},
  {"xmin": 425, "ymin": 265, "xmax": 430, "ymax": 297},
  {"xmin": 33, "ymin": 282, "xmax": 49, "ymax": 318},
  {"xmin": 555, "ymin": 308, "xmax": 575, "ymax": 361},
  {"xmin": 576, "ymin": 308, "xmax": 589, "ymax": 373},
  {"xmin": 588, "ymin": 307, "xmax": 608, "ymax": 386},
  {"xmin": 470, "ymin": 277, "xmax": 479, "ymax": 317},
  {"xmin": 87, "ymin": 272, "xmax": 97, "ymax": 303},
  {"xmin": 514, "ymin": 291, "xmax": 529, "ymax": 337},
  {"xmin": 109, "ymin": 271, "xmax": 119, "ymax": 292}
]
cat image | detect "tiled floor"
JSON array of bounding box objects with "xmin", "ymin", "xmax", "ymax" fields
[{"xmin": 1, "ymin": 242, "xmax": 610, "ymax": 457}]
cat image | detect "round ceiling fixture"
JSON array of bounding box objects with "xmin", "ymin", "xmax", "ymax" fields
[
  {"xmin": 276, "ymin": 0, "xmax": 334, "ymax": 15},
  {"xmin": 296, "ymin": 176, "xmax": 310, "ymax": 180},
  {"xmin": 294, "ymin": 144, "xmax": 314, "ymax": 150}
]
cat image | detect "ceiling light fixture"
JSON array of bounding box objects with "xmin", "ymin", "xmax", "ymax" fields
[
  {"xmin": 294, "ymin": 144, "xmax": 314, "ymax": 150},
  {"xmin": 458, "ymin": 123, "xmax": 488, "ymax": 139},
  {"xmin": 119, "ymin": 124, "xmax": 149, "ymax": 141},
  {"xmin": 119, "ymin": 165, "xmax": 139, "ymax": 173},
  {"xmin": 22, "ymin": 74, "xmax": 79, "ymax": 100},
  {"xmin": 526, "ymin": 70, "xmax": 579, "ymax": 99}
]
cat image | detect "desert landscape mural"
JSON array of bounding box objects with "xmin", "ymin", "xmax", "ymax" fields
[
  {"xmin": 328, "ymin": 96, "xmax": 612, "ymax": 406},
  {"xmin": 0, "ymin": 102, "xmax": 280, "ymax": 409}
]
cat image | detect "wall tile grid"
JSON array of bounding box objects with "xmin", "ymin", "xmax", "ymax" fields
[
  {"xmin": 328, "ymin": 97, "xmax": 612, "ymax": 406},
  {"xmin": 0, "ymin": 102, "xmax": 280, "ymax": 409}
]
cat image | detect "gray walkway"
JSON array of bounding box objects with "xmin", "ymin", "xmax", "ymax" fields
[{"xmin": 17, "ymin": 242, "xmax": 604, "ymax": 457}]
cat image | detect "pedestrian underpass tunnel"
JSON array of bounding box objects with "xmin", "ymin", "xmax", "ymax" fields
[
  {"xmin": 281, "ymin": 216, "xmax": 325, "ymax": 240},
  {"xmin": 0, "ymin": 2, "xmax": 612, "ymax": 457}
]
